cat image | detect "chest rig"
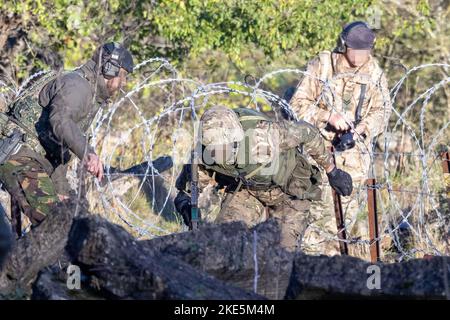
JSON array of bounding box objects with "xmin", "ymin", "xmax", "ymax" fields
[
  {"xmin": 0, "ymin": 69, "xmax": 95, "ymax": 159},
  {"xmin": 202, "ymin": 108, "xmax": 322, "ymax": 201}
]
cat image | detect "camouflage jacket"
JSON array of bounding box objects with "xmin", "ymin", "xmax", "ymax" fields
[
  {"xmin": 36, "ymin": 59, "xmax": 110, "ymax": 166},
  {"xmin": 0, "ymin": 60, "xmax": 110, "ymax": 195},
  {"xmin": 289, "ymin": 51, "xmax": 392, "ymax": 142},
  {"xmin": 174, "ymin": 108, "xmax": 334, "ymax": 211}
]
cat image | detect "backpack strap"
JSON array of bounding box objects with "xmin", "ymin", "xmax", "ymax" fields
[
  {"xmin": 318, "ymin": 51, "xmax": 333, "ymax": 82},
  {"xmin": 355, "ymin": 84, "xmax": 367, "ymax": 124},
  {"xmin": 238, "ymin": 115, "xmax": 268, "ymax": 122},
  {"xmin": 233, "ymin": 107, "xmax": 269, "ymax": 123},
  {"xmin": 219, "ymin": 162, "xmax": 269, "ymax": 211}
]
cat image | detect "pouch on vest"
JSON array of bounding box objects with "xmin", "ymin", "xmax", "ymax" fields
[
  {"xmin": 0, "ymin": 129, "xmax": 24, "ymax": 165},
  {"xmin": 284, "ymin": 151, "xmax": 322, "ymax": 201},
  {"xmin": 0, "ymin": 71, "xmax": 59, "ymax": 153}
]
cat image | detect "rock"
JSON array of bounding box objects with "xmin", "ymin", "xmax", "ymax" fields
[
  {"xmin": 67, "ymin": 215, "xmax": 264, "ymax": 300},
  {"xmin": 286, "ymin": 253, "xmax": 450, "ymax": 299},
  {"xmin": 0, "ymin": 203, "xmax": 13, "ymax": 269},
  {"xmin": 2, "ymin": 191, "xmax": 449, "ymax": 300},
  {"xmin": 32, "ymin": 263, "xmax": 104, "ymax": 300},
  {"xmin": 0, "ymin": 198, "xmax": 83, "ymax": 297},
  {"xmin": 144, "ymin": 219, "xmax": 295, "ymax": 299},
  {"xmin": 32, "ymin": 268, "xmax": 76, "ymax": 300}
]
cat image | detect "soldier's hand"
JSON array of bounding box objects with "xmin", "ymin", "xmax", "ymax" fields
[
  {"xmin": 327, "ymin": 167, "xmax": 353, "ymax": 196},
  {"xmin": 180, "ymin": 206, "xmax": 192, "ymax": 227},
  {"xmin": 84, "ymin": 153, "xmax": 104, "ymax": 180},
  {"xmin": 351, "ymin": 124, "xmax": 368, "ymax": 141},
  {"xmin": 328, "ymin": 113, "xmax": 350, "ymax": 131},
  {"xmin": 174, "ymin": 192, "xmax": 192, "ymax": 227}
]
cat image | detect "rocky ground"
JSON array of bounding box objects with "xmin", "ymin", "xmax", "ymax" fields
[{"xmin": 0, "ymin": 196, "xmax": 449, "ymax": 300}]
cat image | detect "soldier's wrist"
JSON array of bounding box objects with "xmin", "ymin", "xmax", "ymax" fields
[
  {"xmin": 325, "ymin": 164, "xmax": 335, "ymax": 174},
  {"xmin": 355, "ymin": 123, "xmax": 368, "ymax": 136}
]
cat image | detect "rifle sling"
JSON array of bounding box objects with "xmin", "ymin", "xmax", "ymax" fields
[
  {"xmin": 355, "ymin": 84, "xmax": 367, "ymax": 124},
  {"xmin": 220, "ymin": 162, "xmax": 268, "ymax": 211}
]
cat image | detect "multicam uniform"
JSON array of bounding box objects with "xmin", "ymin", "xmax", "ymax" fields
[
  {"xmin": 0, "ymin": 59, "xmax": 109, "ymax": 232},
  {"xmin": 175, "ymin": 107, "xmax": 335, "ymax": 251},
  {"xmin": 289, "ymin": 51, "xmax": 392, "ymax": 252}
]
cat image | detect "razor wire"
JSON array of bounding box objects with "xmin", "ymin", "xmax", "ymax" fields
[{"xmin": 0, "ymin": 58, "xmax": 448, "ymax": 262}]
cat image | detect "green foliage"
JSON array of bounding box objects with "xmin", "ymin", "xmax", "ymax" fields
[
  {"xmin": 150, "ymin": 0, "xmax": 371, "ymax": 64},
  {"xmin": 1, "ymin": 0, "xmax": 372, "ymax": 72},
  {"xmin": 1, "ymin": 0, "xmax": 447, "ymax": 141}
]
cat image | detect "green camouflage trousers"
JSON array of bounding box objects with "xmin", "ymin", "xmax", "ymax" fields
[
  {"xmin": 0, "ymin": 155, "xmax": 59, "ymax": 231},
  {"xmin": 216, "ymin": 187, "xmax": 313, "ymax": 251}
]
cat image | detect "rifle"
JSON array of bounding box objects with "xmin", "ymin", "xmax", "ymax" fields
[{"xmin": 190, "ymin": 149, "xmax": 200, "ymax": 230}]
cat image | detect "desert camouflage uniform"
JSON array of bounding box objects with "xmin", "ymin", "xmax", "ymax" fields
[
  {"xmin": 175, "ymin": 107, "xmax": 334, "ymax": 251},
  {"xmin": 290, "ymin": 51, "xmax": 392, "ymax": 254}
]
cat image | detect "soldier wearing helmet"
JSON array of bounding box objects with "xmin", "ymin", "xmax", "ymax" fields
[
  {"xmin": 289, "ymin": 21, "xmax": 392, "ymax": 253},
  {"xmin": 0, "ymin": 42, "xmax": 133, "ymax": 234},
  {"xmin": 174, "ymin": 106, "xmax": 353, "ymax": 251}
]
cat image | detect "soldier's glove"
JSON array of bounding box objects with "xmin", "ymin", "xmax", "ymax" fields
[
  {"xmin": 174, "ymin": 191, "xmax": 192, "ymax": 227},
  {"xmin": 327, "ymin": 167, "xmax": 353, "ymax": 196}
]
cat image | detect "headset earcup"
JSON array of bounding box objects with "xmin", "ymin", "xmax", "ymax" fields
[
  {"xmin": 102, "ymin": 61, "xmax": 111, "ymax": 79},
  {"xmin": 335, "ymin": 34, "xmax": 346, "ymax": 53},
  {"xmin": 102, "ymin": 61, "xmax": 120, "ymax": 79}
]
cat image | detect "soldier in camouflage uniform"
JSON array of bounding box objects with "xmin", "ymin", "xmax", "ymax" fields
[
  {"xmin": 289, "ymin": 21, "xmax": 392, "ymax": 252},
  {"xmin": 0, "ymin": 42, "xmax": 133, "ymax": 235},
  {"xmin": 174, "ymin": 106, "xmax": 353, "ymax": 251}
]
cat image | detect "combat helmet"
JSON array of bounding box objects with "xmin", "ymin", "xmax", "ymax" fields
[{"xmin": 200, "ymin": 106, "xmax": 244, "ymax": 146}]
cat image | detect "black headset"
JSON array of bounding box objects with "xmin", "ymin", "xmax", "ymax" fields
[
  {"xmin": 334, "ymin": 21, "xmax": 372, "ymax": 54},
  {"xmin": 101, "ymin": 42, "xmax": 122, "ymax": 79}
]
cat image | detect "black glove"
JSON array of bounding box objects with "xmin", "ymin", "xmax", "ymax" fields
[
  {"xmin": 327, "ymin": 167, "xmax": 353, "ymax": 196},
  {"xmin": 174, "ymin": 191, "xmax": 192, "ymax": 227}
]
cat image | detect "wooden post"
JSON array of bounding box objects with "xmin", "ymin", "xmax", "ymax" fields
[
  {"xmin": 366, "ymin": 178, "xmax": 380, "ymax": 263},
  {"xmin": 330, "ymin": 146, "xmax": 348, "ymax": 255}
]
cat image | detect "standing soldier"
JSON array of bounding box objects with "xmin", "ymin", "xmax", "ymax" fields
[
  {"xmin": 174, "ymin": 106, "xmax": 353, "ymax": 251},
  {"xmin": 0, "ymin": 42, "xmax": 133, "ymax": 235},
  {"xmin": 289, "ymin": 21, "xmax": 392, "ymax": 252}
]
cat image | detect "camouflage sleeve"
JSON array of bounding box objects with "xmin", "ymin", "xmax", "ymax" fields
[
  {"xmin": 274, "ymin": 120, "xmax": 334, "ymax": 171},
  {"xmin": 289, "ymin": 56, "xmax": 331, "ymax": 128},
  {"xmin": 357, "ymin": 72, "xmax": 392, "ymax": 140}
]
